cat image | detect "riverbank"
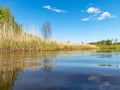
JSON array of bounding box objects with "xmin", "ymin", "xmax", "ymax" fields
[
  {"xmin": 0, "ymin": 5, "xmax": 98, "ymax": 52},
  {"xmin": 95, "ymin": 44, "xmax": 120, "ymax": 51},
  {"xmin": 0, "ymin": 39, "xmax": 98, "ymax": 52}
]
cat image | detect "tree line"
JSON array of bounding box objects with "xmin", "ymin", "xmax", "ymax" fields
[{"xmin": 89, "ymin": 39, "xmax": 119, "ymax": 46}]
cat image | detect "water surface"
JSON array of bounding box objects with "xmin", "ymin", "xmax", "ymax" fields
[{"xmin": 0, "ymin": 51, "xmax": 120, "ymax": 90}]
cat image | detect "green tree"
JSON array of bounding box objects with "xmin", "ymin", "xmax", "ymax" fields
[
  {"xmin": 106, "ymin": 39, "xmax": 112, "ymax": 45},
  {"xmin": 41, "ymin": 21, "xmax": 52, "ymax": 41}
]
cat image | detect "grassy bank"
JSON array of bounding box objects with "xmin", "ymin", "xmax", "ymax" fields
[
  {"xmin": 97, "ymin": 44, "xmax": 120, "ymax": 51},
  {"xmin": 0, "ymin": 5, "xmax": 98, "ymax": 52},
  {"xmin": 90, "ymin": 39, "xmax": 120, "ymax": 51},
  {"xmin": 0, "ymin": 39, "xmax": 97, "ymax": 52}
]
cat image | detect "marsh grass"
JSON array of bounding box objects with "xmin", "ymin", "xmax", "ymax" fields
[
  {"xmin": 0, "ymin": 5, "xmax": 97, "ymax": 52},
  {"xmin": 0, "ymin": 37, "xmax": 97, "ymax": 52},
  {"xmin": 0, "ymin": 24, "xmax": 97, "ymax": 52}
]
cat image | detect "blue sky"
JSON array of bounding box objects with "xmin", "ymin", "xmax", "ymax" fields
[{"xmin": 0, "ymin": 0, "xmax": 120, "ymax": 43}]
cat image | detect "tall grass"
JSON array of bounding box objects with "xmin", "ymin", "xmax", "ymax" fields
[
  {"xmin": 0, "ymin": 24, "xmax": 98, "ymax": 52},
  {"xmin": 0, "ymin": 5, "xmax": 98, "ymax": 52}
]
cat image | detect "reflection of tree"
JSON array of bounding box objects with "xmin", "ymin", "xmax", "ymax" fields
[
  {"xmin": 42, "ymin": 52, "xmax": 57, "ymax": 72},
  {"xmin": 43, "ymin": 57, "xmax": 51, "ymax": 84},
  {"xmin": 0, "ymin": 52, "xmax": 58, "ymax": 90},
  {"xmin": 43, "ymin": 57, "xmax": 51, "ymax": 72},
  {"xmin": 42, "ymin": 52, "xmax": 57, "ymax": 83}
]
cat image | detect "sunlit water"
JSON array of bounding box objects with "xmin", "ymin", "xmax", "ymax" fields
[{"xmin": 0, "ymin": 51, "xmax": 120, "ymax": 90}]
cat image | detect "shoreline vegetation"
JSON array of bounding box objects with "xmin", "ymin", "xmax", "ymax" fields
[
  {"xmin": 89, "ymin": 39, "xmax": 120, "ymax": 51},
  {"xmin": 0, "ymin": 5, "xmax": 98, "ymax": 52},
  {"xmin": 0, "ymin": 39, "xmax": 98, "ymax": 52}
]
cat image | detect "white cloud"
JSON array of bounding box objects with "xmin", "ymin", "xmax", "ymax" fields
[
  {"xmin": 53, "ymin": 8, "xmax": 66, "ymax": 13},
  {"xmin": 98, "ymin": 12, "xmax": 116, "ymax": 20},
  {"xmin": 81, "ymin": 17, "xmax": 90, "ymax": 21},
  {"xmin": 87, "ymin": 7, "xmax": 101, "ymax": 14},
  {"xmin": 81, "ymin": 6, "xmax": 117, "ymax": 21},
  {"xmin": 43, "ymin": 5, "xmax": 51, "ymax": 10},
  {"xmin": 43, "ymin": 5, "xmax": 67, "ymax": 13}
]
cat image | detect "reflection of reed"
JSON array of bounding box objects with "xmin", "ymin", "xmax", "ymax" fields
[{"xmin": 0, "ymin": 52, "xmax": 58, "ymax": 90}]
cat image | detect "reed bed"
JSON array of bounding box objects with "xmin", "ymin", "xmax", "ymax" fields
[
  {"xmin": 0, "ymin": 5, "xmax": 97, "ymax": 52},
  {"xmin": 0, "ymin": 25, "xmax": 97, "ymax": 52}
]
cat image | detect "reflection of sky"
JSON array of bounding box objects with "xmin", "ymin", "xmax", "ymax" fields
[
  {"xmin": 15, "ymin": 65, "xmax": 120, "ymax": 90},
  {"xmin": 57, "ymin": 52, "xmax": 120, "ymax": 69},
  {"xmin": 12, "ymin": 52, "xmax": 120, "ymax": 90},
  {"xmin": 0, "ymin": 51, "xmax": 120, "ymax": 90}
]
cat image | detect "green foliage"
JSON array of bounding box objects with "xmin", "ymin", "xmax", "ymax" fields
[
  {"xmin": 89, "ymin": 39, "xmax": 120, "ymax": 50},
  {"xmin": 106, "ymin": 40, "xmax": 112, "ymax": 45},
  {"xmin": 90, "ymin": 39, "xmax": 112, "ymax": 46},
  {"xmin": 0, "ymin": 5, "xmax": 23, "ymax": 37}
]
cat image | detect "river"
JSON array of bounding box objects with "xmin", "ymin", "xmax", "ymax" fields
[{"xmin": 0, "ymin": 51, "xmax": 120, "ymax": 90}]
